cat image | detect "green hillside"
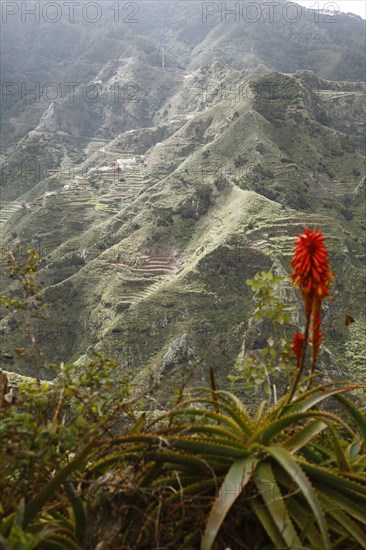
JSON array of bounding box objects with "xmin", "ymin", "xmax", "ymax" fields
[{"xmin": 0, "ymin": 2, "xmax": 365, "ymax": 395}]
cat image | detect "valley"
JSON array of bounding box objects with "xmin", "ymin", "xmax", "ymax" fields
[{"xmin": 0, "ymin": 1, "xmax": 365, "ymax": 396}]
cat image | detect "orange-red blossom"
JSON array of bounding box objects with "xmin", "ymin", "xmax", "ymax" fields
[
  {"xmin": 291, "ymin": 332, "xmax": 305, "ymax": 369},
  {"xmin": 290, "ymin": 228, "xmax": 333, "ymax": 367}
]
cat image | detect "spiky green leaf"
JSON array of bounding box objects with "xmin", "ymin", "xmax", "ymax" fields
[
  {"xmin": 284, "ymin": 421, "xmax": 328, "ymax": 453},
  {"xmin": 201, "ymin": 457, "xmax": 257, "ymax": 550},
  {"xmin": 169, "ymin": 437, "xmax": 247, "ymax": 458},
  {"xmin": 253, "ymin": 462, "xmax": 302, "ymax": 548},
  {"xmin": 23, "ymin": 439, "xmax": 96, "ymax": 527},
  {"xmin": 335, "ymin": 394, "xmax": 366, "ymax": 444},
  {"xmin": 302, "ymin": 463, "xmax": 366, "ymax": 499},
  {"xmin": 319, "ymin": 487, "xmax": 366, "ymax": 526},
  {"xmin": 266, "ymin": 446, "xmax": 331, "ymax": 549},
  {"xmin": 320, "ymin": 495, "xmax": 366, "ymax": 548}
]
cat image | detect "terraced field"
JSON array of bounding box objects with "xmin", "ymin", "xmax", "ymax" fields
[
  {"xmin": 246, "ymin": 214, "xmax": 340, "ymax": 257},
  {"xmin": 112, "ymin": 250, "xmax": 179, "ymax": 307},
  {"xmin": 0, "ymin": 201, "xmax": 22, "ymax": 227},
  {"xmin": 1, "ymin": 65, "xmax": 365, "ymax": 387}
]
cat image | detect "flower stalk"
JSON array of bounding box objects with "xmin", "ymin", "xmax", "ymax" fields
[{"xmin": 288, "ymin": 228, "xmax": 333, "ymax": 400}]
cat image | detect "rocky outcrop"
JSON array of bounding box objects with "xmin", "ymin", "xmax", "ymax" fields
[{"xmin": 158, "ymin": 334, "xmax": 195, "ymax": 378}]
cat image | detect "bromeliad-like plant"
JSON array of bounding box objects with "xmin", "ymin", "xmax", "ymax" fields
[
  {"xmin": 81, "ymin": 228, "xmax": 366, "ymax": 549},
  {"xmin": 83, "ymin": 381, "xmax": 366, "ymax": 549},
  {"xmin": 1, "ymin": 229, "xmax": 366, "ymax": 549}
]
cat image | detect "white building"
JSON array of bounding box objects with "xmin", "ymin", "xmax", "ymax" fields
[{"xmin": 117, "ymin": 157, "xmax": 137, "ymax": 170}]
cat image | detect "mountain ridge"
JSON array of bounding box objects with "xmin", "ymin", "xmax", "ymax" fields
[{"xmin": 0, "ymin": 2, "xmax": 365, "ymax": 396}]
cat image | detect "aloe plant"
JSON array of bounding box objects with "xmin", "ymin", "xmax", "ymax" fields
[
  {"xmin": 82, "ymin": 384, "xmax": 365, "ymax": 549},
  {"xmin": 0, "ymin": 497, "xmax": 83, "ymax": 550},
  {"xmin": 2, "ymin": 232, "xmax": 365, "ymax": 549}
]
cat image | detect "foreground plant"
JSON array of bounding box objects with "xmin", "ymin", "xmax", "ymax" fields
[
  {"xmin": 289, "ymin": 227, "xmax": 333, "ymax": 399},
  {"xmin": 79, "ymin": 229, "xmax": 365, "ymax": 549},
  {"xmin": 1, "ymin": 229, "xmax": 365, "ymax": 549},
  {"xmin": 82, "ymin": 380, "xmax": 365, "ymax": 549},
  {"xmin": 0, "ymin": 249, "xmax": 47, "ymax": 385},
  {"xmin": 0, "ymin": 354, "xmax": 132, "ymax": 549}
]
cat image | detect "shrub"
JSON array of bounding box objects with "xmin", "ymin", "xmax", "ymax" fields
[
  {"xmin": 234, "ymin": 154, "xmax": 248, "ymax": 168},
  {"xmin": 1, "ymin": 231, "xmax": 366, "ymax": 549},
  {"xmin": 340, "ymin": 207, "xmax": 354, "ymax": 221}
]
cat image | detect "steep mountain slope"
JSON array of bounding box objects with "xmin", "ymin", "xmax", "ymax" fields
[
  {"xmin": 1, "ymin": 2, "xmax": 365, "ymax": 394},
  {"xmin": 1, "ymin": 0, "xmax": 364, "ymax": 152}
]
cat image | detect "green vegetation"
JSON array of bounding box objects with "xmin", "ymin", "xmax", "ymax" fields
[
  {"xmin": 1, "ymin": 47, "xmax": 365, "ymax": 386},
  {"xmin": 1, "ymin": 8, "xmax": 365, "ymax": 546},
  {"xmin": 1, "ymin": 242, "xmax": 365, "ymax": 549}
]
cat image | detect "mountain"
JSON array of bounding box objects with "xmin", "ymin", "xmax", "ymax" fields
[{"xmin": 1, "ymin": 1, "xmax": 365, "ymax": 397}]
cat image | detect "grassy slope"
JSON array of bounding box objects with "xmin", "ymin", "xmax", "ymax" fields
[{"xmin": 1, "ymin": 57, "xmax": 365, "ymax": 395}]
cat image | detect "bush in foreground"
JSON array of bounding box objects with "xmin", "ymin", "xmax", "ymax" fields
[{"xmin": 1, "ymin": 229, "xmax": 365, "ymax": 549}]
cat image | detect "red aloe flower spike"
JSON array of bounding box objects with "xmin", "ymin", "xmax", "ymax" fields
[
  {"xmin": 310, "ymin": 298, "xmax": 323, "ymax": 366},
  {"xmin": 288, "ymin": 227, "xmax": 334, "ymax": 401},
  {"xmin": 290, "ymin": 227, "xmax": 333, "ymax": 300},
  {"xmin": 291, "ymin": 332, "xmax": 305, "ymax": 369}
]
